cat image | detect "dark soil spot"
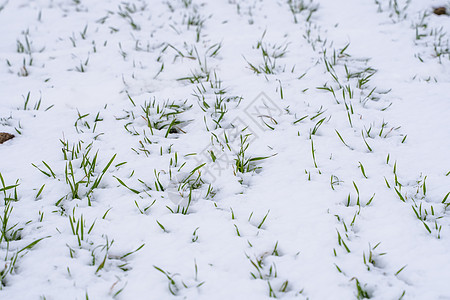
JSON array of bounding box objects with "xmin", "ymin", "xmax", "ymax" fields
[
  {"xmin": 0, "ymin": 133, "xmax": 15, "ymax": 144},
  {"xmin": 433, "ymin": 7, "xmax": 447, "ymax": 16},
  {"xmin": 169, "ymin": 127, "xmax": 179, "ymax": 134}
]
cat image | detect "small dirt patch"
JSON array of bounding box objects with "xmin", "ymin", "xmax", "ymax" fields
[
  {"xmin": 0, "ymin": 132, "xmax": 15, "ymax": 144},
  {"xmin": 433, "ymin": 7, "xmax": 447, "ymax": 16}
]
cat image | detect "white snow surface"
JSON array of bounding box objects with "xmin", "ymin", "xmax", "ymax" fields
[{"xmin": 0, "ymin": 0, "xmax": 449, "ymax": 299}]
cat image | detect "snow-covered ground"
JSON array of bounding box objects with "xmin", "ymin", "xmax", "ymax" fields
[{"xmin": 0, "ymin": 0, "xmax": 449, "ymax": 299}]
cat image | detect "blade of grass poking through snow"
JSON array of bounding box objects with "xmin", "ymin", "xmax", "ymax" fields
[
  {"xmin": 126, "ymin": 92, "xmax": 136, "ymax": 106},
  {"xmin": 154, "ymin": 170, "xmax": 164, "ymax": 191},
  {"xmin": 18, "ymin": 236, "xmax": 50, "ymax": 254},
  {"xmin": 294, "ymin": 115, "xmax": 308, "ymax": 124},
  {"xmin": 153, "ymin": 266, "xmax": 179, "ymax": 295},
  {"xmin": 366, "ymin": 194, "xmax": 375, "ymax": 206},
  {"xmin": 89, "ymin": 153, "xmax": 116, "ymax": 191},
  {"xmin": 257, "ymin": 210, "xmax": 270, "ymax": 229},
  {"xmin": 234, "ymin": 224, "xmax": 241, "ymax": 236},
  {"xmin": 121, "ymin": 243, "xmax": 145, "ymax": 259},
  {"xmin": 335, "ymin": 129, "xmax": 351, "ymax": 149},
  {"xmin": 248, "ymin": 154, "xmax": 276, "ymax": 164},
  {"xmin": 311, "ymin": 117, "xmax": 325, "ymax": 135},
  {"xmin": 32, "ymin": 161, "xmax": 56, "ymax": 178},
  {"xmin": 114, "ymin": 176, "xmax": 140, "ymax": 194},
  {"xmin": 358, "ymin": 162, "xmax": 368, "ymax": 178},
  {"xmin": 156, "ymin": 220, "xmax": 167, "ymax": 232},
  {"xmin": 422, "ymin": 176, "xmax": 427, "ymax": 196},
  {"xmin": 0, "ymin": 182, "xmax": 19, "ymax": 195},
  {"xmin": 311, "ymin": 139, "xmax": 318, "ymax": 168},
  {"xmin": 165, "ymin": 118, "xmax": 178, "ymax": 138},
  {"xmin": 395, "ymin": 265, "xmax": 407, "ymax": 276},
  {"xmin": 181, "ymin": 189, "xmax": 193, "ymax": 215},
  {"xmin": 361, "ymin": 130, "xmax": 372, "ymax": 152},
  {"xmin": 422, "ymin": 221, "xmax": 432, "ymax": 234},
  {"xmin": 394, "ymin": 187, "xmax": 405, "ymax": 202},
  {"xmin": 35, "ymin": 184, "xmax": 45, "ymax": 199},
  {"xmin": 442, "ymin": 192, "xmax": 450, "ymax": 204}
]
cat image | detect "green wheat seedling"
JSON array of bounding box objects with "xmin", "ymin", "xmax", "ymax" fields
[
  {"xmin": 164, "ymin": 41, "xmax": 221, "ymax": 64},
  {"xmin": 303, "ymin": 22, "xmax": 330, "ymax": 52},
  {"xmin": 0, "ymin": 174, "xmax": 47, "ymax": 288},
  {"xmin": 389, "ymin": 171, "xmax": 446, "ymax": 238},
  {"xmin": 374, "ymin": 0, "xmax": 411, "ymax": 22},
  {"xmin": 362, "ymin": 242, "xmax": 386, "ymax": 271},
  {"xmin": 310, "ymin": 117, "xmax": 326, "ymax": 136},
  {"xmin": 102, "ymin": 242, "xmax": 146, "ymax": 275},
  {"xmin": 117, "ymin": 3, "xmax": 142, "ymax": 30},
  {"xmin": 0, "ymin": 116, "xmax": 21, "ymax": 136},
  {"xmin": 0, "ymin": 173, "xmax": 19, "ymax": 201},
  {"xmin": 335, "ymin": 129, "xmax": 353, "ymax": 149},
  {"xmin": 174, "ymin": 163, "xmax": 206, "ymax": 192},
  {"xmin": 177, "ymin": 46, "xmax": 213, "ymax": 83},
  {"xmin": 16, "ymin": 31, "xmax": 33, "ymax": 55},
  {"xmin": 0, "ymin": 176, "xmax": 22, "ymax": 244},
  {"xmin": 0, "ymin": 235, "xmax": 47, "ymax": 289},
  {"xmin": 153, "ymin": 264, "xmax": 205, "ymax": 296},
  {"xmin": 91, "ymin": 235, "xmax": 140, "ymax": 276},
  {"xmin": 412, "ymin": 10, "xmax": 450, "ymax": 63},
  {"xmin": 92, "ymin": 235, "xmax": 114, "ymax": 274},
  {"xmin": 134, "ymin": 197, "xmax": 156, "ymax": 214},
  {"xmin": 310, "ymin": 139, "xmax": 318, "ymax": 169},
  {"xmin": 246, "ymin": 251, "xmax": 293, "ymax": 298},
  {"xmin": 15, "ymin": 30, "xmax": 44, "ymax": 74},
  {"xmin": 34, "ymin": 140, "xmax": 116, "ymax": 206},
  {"xmin": 65, "ymin": 152, "xmax": 116, "ymax": 204},
  {"xmin": 183, "ymin": 10, "xmax": 205, "ymax": 29},
  {"xmin": 361, "ymin": 131, "xmax": 373, "ymax": 152},
  {"xmin": 358, "ymin": 162, "xmax": 368, "ymax": 179},
  {"xmin": 68, "ymin": 208, "xmax": 95, "ymax": 247},
  {"xmin": 351, "ymin": 277, "xmax": 370, "ymax": 300},
  {"xmin": 22, "ymin": 92, "xmax": 41, "ymax": 110},
  {"xmin": 74, "ymin": 110, "xmax": 104, "ymax": 135},
  {"xmin": 316, "ymin": 84, "xmax": 340, "ymax": 104},
  {"xmin": 0, "ymin": 201, "xmax": 22, "ymax": 244},
  {"xmin": 165, "ymin": 0, "xmax": 193, "ymax": 10},
  {"xmin": 257, "ymin": 210, "xmax": 270, "ymax": 229},
  {"xmin": 319, "ymin": 45, "xmax": 387, "ymax": 115},
  {"xmin": 336, "ymin": 229, "xmax": 351, "ymax": 253},
  {"xmin": 343, "ymin": 182, "xmax": 364, "ymax": 207},
  {"xmin": 245, "ymin": 31, "xmax": 289, "ymax": 75},
  {"xmin": 234, "ymin": 134, "xmax": 273, "ymax": 174},
  {"xmin": 0, "ymin": 249, "xmax": 19, "ymax": 288},
  {"xmin": 74, "ymin": 55, "xmax": 90, "ymax": 73},
  {"xmin": 408, "ymin": 184, "xmax": 444, "ymax": 238},
  {"xmin": 303, "ymin": 21, "xmax": 388, "ymax": 152},
  {"xmin": 168, "ymin": 188, "xmax": 193, "ymax": 215},
  {"xmin": 193, "ymin": 73, "xmax": 242, "ymax": 129},
  {"xmin": 182, "ymin": 9, "xmax": 208, "ymax": 42},
  {"xmin": 121, "ymin": 98, "xmax": 192, "ymax": 148},
  {"xmin": 248, "ymin": 254, "xmax": 276, "ymax": 280},
  {"xmin": 140, "ymin": 99, "xmax": 192, "ymax": 138},
  {"xmin": 287, "ymin": 0, "xmax": 319, "ymax": 23},
  {"xmin": 330, "ymin": 175, "xmax": 343, "ymax": 190},
  {"xmin": 191, "ymin": 227, "xmax": 199, "ymax": 242},
  {"xmin": 431, "ymin": 28, "xmax": 450, "ymax": 63},
  {"xmin": 20, "ymin": 92, "xmax": 53, "ymax": 111},
  {"xmin": 166, "ymin": 162, "xmax": 216, "ymax": 214},
  {"xmin": 161, "ymin": 43, "xmax": 196, "ymax": 61}
]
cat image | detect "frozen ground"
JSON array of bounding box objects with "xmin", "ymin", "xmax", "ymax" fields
[{"xmin": 0, "ymin": 0, "xmax": 449, "ymax": 299}]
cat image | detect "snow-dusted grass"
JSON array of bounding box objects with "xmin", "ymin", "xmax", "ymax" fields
[{"xmin": 0, "ymin": 0, "xmax": 450, "ymax": 299}]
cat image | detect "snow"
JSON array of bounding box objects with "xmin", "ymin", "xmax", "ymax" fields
[{"xmin": 0, "ymin": 0, "xmax": 449, "ymax": 299}]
